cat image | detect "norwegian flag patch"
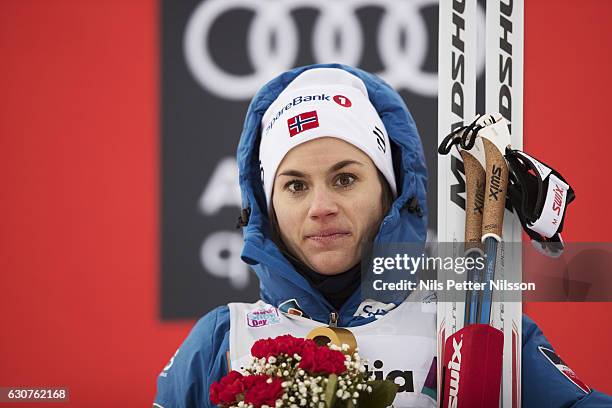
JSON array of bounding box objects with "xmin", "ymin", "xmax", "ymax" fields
[
  {"xmin": 287, "ymin": 110, "xmax": 319, "ymax": 137},
  {"xmin": 538, "ymin": 346, "xmax": 591, "ymax": 394}
]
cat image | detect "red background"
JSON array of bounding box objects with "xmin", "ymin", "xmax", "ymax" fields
[{"xmin": 1, "ymin": 0, "xmax": 611, "ymax": 406}]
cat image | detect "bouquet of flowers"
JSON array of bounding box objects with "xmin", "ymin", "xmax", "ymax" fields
[{"xmin": 210, "ymin": 334, "xmax": 397, "ymax": 408}]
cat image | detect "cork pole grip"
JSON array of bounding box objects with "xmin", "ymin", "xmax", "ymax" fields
[
  {"xmin": 481, "ymin": 137, "xmax": 509, "ymax": 241},
  {"xmin": 459, "ymin": 150, "xmax": 486, "ymax": 250}
]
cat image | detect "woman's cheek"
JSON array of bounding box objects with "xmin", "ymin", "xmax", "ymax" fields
[
  {"xmin": 359, "ymin": 198, "xmax": 384, "ymax": 239},
  {"xmin": 281, "ymin": 208, "xmax": 305, "ymax": 245}
]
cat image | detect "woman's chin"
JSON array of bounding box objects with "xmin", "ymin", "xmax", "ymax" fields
[{"xmin": 305, "ymin": 251, "xmax": 358, "ymax": 275}]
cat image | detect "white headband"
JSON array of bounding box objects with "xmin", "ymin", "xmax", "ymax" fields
[{"xmin": 259, "ymin": 68, "xmax": 397, "ymax": 208}]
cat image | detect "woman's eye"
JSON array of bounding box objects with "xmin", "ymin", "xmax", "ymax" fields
[
  {"xmin": 335, "ymin": 174, "xmax": 356, "ymax": 187},
  {"xmin": 286, "ymin": 180, "xmax": 307, "ymax": 193}
]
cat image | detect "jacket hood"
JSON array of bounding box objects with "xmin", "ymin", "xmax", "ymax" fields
[{"xmin": 236, "ymin": 63, "xmax": 428, "ymax": 326}]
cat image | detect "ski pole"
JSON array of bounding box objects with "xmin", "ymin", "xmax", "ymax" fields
[
  {"xmin": 438, "ymin": 114, "xmax": 496, "ymax": 326},
  {"xmin": 477, "ymin": 114, "xmax": 511, "ymax": 325},
  {"xmin": 460, "ymin": 136, "xmax": 487, "ymax": 326},
  {"xmin": 440, "ymin": 114, "xmax": 509, "ymax": 408}
]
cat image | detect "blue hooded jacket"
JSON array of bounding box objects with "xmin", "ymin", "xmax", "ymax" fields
[{"xmin": 154, "ymin": 64, "xmax": 611, "ymax": 408}]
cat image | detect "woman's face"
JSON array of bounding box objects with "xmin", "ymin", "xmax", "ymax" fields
[{"xmin": 272, "ymin": 137, "xmax": 386, "ymax": 275}]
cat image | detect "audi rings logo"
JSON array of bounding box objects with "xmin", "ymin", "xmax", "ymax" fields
[{"xmin": 184, "ymin": 0, "xmax": 485, "ymax": 100}]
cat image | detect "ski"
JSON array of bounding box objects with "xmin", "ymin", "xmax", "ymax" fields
[{"xmin": 437, "ymin": 0, "xmax": 524, "ymax": 406}]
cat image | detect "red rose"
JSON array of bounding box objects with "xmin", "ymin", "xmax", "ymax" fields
[
  {"xmin": 243, "ymin": 375, "xmax": 283, "ymax": 408},
  {"xmin": 299, "ymin": 345, "xmax": 347, "ymax": 375},
  {"xmin": 279, "ymin": 335, "xmax": 314, "ymax": 356},
  {"xmin": 251, "ymin": 334, "xmax": 317, "ymax": 359},
  {"xmin": 251, "ymin": 338, "xmax": 278, "ymax": 358},
  {"xmin": 209, "ymin": 370, "xmax": 245, "ymax": 405}
]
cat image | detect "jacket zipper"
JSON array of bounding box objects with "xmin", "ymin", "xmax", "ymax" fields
[{"xmin": 329, "ymin": 311, "xmax": 338, "ymax": 327}]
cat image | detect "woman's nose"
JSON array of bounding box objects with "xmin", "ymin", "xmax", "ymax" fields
[{"xmin": 307, "ymin": 187, "xmax": 338, "ymax": 220}]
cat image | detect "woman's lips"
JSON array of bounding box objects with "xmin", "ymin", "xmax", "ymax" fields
[{"xmin": 305, "ymin": 230, "xmax": 351, "ymax": 246}]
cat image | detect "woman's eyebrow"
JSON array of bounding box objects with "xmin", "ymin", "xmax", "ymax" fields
[
  {"xmin": 277, "ymin": 160, "xmax": 363, "ymax": 178},
  {"xmin": 328, "ymin": 160, "xmax": 364, "ymax": 173},
  {"xmin": 277, "ymin": 169, "xmax": 306, "ymax": 178}
]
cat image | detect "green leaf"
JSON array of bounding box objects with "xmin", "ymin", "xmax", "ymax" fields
[
  {"xmin": 324, "ymin": 374, "xmax": 338, "ymax": 408},
  {"xmin": 357, "ymin": 380, "xmax": 398, "ymax": 408}
]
